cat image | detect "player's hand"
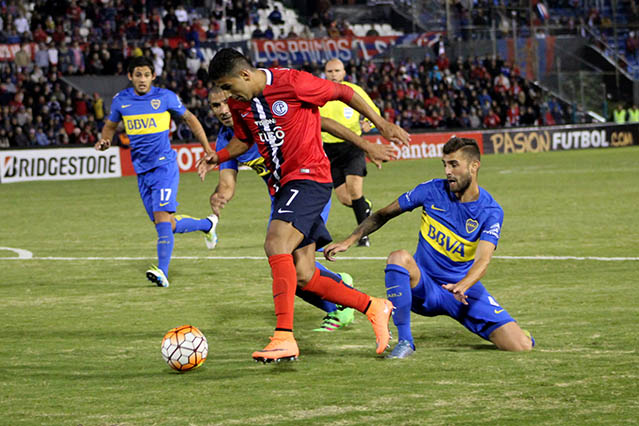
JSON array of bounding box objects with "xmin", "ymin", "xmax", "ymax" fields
[
  {"xmin": 94, "ymin": 138, "xmax": 111, "ymax": 151},
  {"xmin": 323, "ymin": 240, "xmax": 354, "ymax": 261},
  {"xmin": 360, "ymin": 120, "xmax": 372, "ymax": 133},
  {"xmin": 197, "ymin": 153, "xmax": 219, "ymax": 181},
  {"xmin": 364, "ymin": 141, "xmax": 398, "ymax": 169},
  {"xmin": 209, "ymin": 192, "xmax": 228, "ymax": 217},
  {"xmin": 442, "ymin": 283, "xmax": 469, "ymax": 305},
  {"xmin": 378, "ymin": 121, "xmax": 411, "ymax": 147}
]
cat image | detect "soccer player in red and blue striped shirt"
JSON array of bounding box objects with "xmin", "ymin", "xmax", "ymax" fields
[{"xmin": 201, "ymin": 48, "xmax": 410, "ymax": 362}]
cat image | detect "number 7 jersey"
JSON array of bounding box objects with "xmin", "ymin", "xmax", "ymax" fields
[{"xmin": 228, "ymin": 68, "xmax": 341, "ymax": 195}]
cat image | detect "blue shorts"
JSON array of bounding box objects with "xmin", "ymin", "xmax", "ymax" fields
[
  {"xmin": 271, "ymin": 180, "xmax": 333, "ymax": 249},
  {"xmin": 137, "ymin": 161, "xmax": 180, "ymax": 221},
  {"xmin": 410, "ymin": 266, "xmax": 515, "ymax": 341}
]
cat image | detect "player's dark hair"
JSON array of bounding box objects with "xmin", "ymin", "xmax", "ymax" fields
[
  {"xmin": 127, "ymin": 56, "xmax": 155, "ymax": 75},
  {"xmin": 208, "ymin": 48, "xmax": 254, "ymax": 81},
  {"xmin": 443, "ymin": 137, "xmax": 480, "ymax": 162}
]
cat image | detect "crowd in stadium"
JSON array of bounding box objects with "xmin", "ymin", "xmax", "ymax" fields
[{"xmin": 0, "ymin": 0, "xmax": 624, "ymax": 149}]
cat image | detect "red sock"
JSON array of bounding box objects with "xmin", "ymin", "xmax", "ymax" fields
[
  {"xmin": 268, "ymin": 254, "xmax": 297, "ymax": 331},
  {"xmin": 301, "ymin": 268, "xmax": 371, "ymax": 313}
]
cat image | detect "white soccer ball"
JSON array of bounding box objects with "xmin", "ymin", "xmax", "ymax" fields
[{"xmin": 161, "ymin": 325, "xmax": 208, "ymax": 371}]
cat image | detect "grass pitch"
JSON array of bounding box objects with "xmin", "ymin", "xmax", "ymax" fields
[{"xmin": 1, "ymin": 147, "xmax": 638, "ymax": 425}]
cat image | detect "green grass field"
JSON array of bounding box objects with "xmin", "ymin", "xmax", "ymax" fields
[{"xmin": 1, "ymin": 147, "xmax": 638, "ymax": 425}]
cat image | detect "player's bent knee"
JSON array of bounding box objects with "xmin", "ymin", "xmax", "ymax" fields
[
  {"xmin": 490, "ymin": 324, "xmax": 534, "ymax": 352},
  {"xmin": 386, "ymin": 249, "xmax": 413, "ymax": 267}
]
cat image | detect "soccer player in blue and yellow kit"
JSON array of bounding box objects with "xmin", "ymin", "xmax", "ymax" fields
[
  {"xmin": 95, "ymin": 56, "xmax": 216, "ymax": 288},
  {"xmin": 325, "ymin": 137, "xmax": 534, "ymax": 357}
]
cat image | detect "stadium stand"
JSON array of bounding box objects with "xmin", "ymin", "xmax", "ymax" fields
[{"xmin": 0, "ymin": 0, "xmax": 607, "ymax": 148}]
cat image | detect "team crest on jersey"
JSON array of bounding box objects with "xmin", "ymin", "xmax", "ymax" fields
[
  {"xmin": 465, "ymin": 218, "xmax": 479, "ymax": 234},
  {"xmin": 343, "ymin": 107, "xmax": 354, "ymax": 119},
  {"xmin": 272, "ymin": 100, "xmax": 288, "ymax": 116},
  {"xmin": 151, "ymin": 99, "xmax": 161, "ymax": 110}
]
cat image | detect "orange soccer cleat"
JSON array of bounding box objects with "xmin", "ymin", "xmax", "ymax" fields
[
  {"xmin": 251, "ymin": 330, "xmax": 300, "ymax": 363},
  {"xmin": 366, "ymin": 298, "xmax": 394, "ymax": 354}
]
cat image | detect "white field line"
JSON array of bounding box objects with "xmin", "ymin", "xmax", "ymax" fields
[{"xmin": 0, "ymin": 249, "xmax": 637, "ymax": 262}]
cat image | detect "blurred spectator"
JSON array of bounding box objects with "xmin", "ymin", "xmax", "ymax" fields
[
  {"xmin": 14, "ymin": 43, "xmax": 31, "ymax": 72},
  {"xmin": 35, "ymin": 128, "xmax": 50, "ymax": 146},
  {"xmin": 34, "ymin": 43, "xmax": 49, "ymax": 71},
  {"xmin": 268, "ymin": 6, "xmax": 284, "ymax": 25},
  {"xmin": 11, "ymin": 127, "xmax": 27, "ymax": 147},
  {"xmin": 483, "ymin": 108, "xmax": 501, "ymax": 128},
  {"xmin": 264, "ymin": 26, "xmax": 274, "ymax": 40},
  {"xmin": 0, "ymin": 129, "xmax": 9, "ymax": 148},
  {"xmin": 93, "ymin": 93, "xmax": 105, "ymax": 123}
]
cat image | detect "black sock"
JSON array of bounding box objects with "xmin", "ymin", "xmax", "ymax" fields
[{"xmin": 352, "ymin": 196, "xmax": 370, "ymax": 224}]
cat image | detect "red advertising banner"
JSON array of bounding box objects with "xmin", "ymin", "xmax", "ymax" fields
[
  {"xmin": 252, "ymin": 36, "xmax": 400, "ymax": 65},
  {"xmin": 0, "ymin": 42, "xmax": 36, "ymax": 61},
  {"xmin": 119, "ymin": 132, "xmax": 483, "ymax": 176}
]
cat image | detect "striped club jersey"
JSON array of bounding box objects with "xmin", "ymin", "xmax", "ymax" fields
[
  {"xmin": 319, "ymin": 81, "xmax": 379, "ymax": 143},
  {"xmin": 398, "ymin": 179, "xmax": 504, "ymax": 284},
  {"xmin": 216, "ymin": 125, "xmax": 269, "ymax": 177},
  {"xmin": 228, "ymin": 68, "xmax": 340, "ymax": 195},
  {"xmin": 109, "ymin": 87, "xmax": 186, "ymax": 174}
]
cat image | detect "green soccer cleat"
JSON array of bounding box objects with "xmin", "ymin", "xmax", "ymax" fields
[
  {"xmin": 313, "ymin": 306, "xmax": 355, "ymax": 332},
  {"xmin": 313, "ymin": 272, "xmax": 356, "ymax": 332},
  {"xmin": 204, "ymin": 214, "xmax": 218, "ymax": 249},
  {"xmin": 339, "ymin": 272, "xmax": 354, "ymax": 287},
  {"xmin": 386, "ymin": 340, "xmax": 415, "ymax": 359},
  {"xmin": 146, "ymin": 265, "xmax": 170, "ymax": 288}
]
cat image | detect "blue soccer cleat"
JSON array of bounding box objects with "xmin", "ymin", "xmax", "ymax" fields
[{"xmin": 386, "ymin": 339, "xmax": 415, "ymax": 359}]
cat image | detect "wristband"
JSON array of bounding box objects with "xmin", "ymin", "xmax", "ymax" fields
[{"xmin": 216, "ymin": 148, "xmax": 230, "ymax": 163}]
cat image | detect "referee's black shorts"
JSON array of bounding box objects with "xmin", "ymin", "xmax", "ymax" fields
[{"xmin": 323, "ymin": 141, "xmax": 367, "ymax": 188}]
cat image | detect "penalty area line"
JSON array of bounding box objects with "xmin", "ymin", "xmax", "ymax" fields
[{"xmin": 0, "ymin": 255, "xmax": 638, "ymax": 261}]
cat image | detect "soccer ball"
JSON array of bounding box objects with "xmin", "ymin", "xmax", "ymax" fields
[{"xmin": 161, "ymin": 325, "xmax": 208, "ymax": 372}]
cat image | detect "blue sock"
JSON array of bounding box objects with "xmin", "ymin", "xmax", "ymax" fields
[
  {"xmin": 385, "ymin": 264, "xmax": 414, "ymax": 346},
  {"xmin": 156, "ymin": 222, "xmax": 174, "ymax": 277},
  {"xmin": 295, "ymin": 261, "xmax": 340, "ymax": 313},
  {"xmin": 174, "ymin": 215, "xmax": 211, "ymax": 233}
]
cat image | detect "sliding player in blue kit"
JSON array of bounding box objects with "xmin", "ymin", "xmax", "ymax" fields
[
  {"xmin": 325, "ymin": 137, "xmax": 534, "ymax": 357},
  {"xmin": 95, "ymin": 56, "xmax": 216, "ymax": 288}
]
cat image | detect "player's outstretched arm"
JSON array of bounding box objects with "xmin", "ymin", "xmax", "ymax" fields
[
  {"xmin": 343, "ymin": 91, "xmax": 411, "ymax": 147},
  {"xmin": 324, "ymin": 200, "xmax": 404, "ymax": 261},
  {"xmin": 94, "ymin": 120, "xmax": 118, "ymax": 151},
  {"xmin": 183, "ymin": 110, "xmax": 213, "ymax": 155},
  {"xmin": 320, "ymin": 117, "xmax": 397, "ymax": 169},
  {"xmin": 210, "ymin": 169, "xmax": 238, "ymax": 217},
  {"xmin": 442, "ymin": 240, "xmax": 496, "ymax": 305},
  {"xmin": 197, "ymin": 136, "xmax": 251, "ymax": 181}
]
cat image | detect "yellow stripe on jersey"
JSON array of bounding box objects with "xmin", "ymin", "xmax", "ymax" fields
[
  {"xmin": 123, "ymin": 111, "xmax": 170, "ymax": 135},
  {"xmin": 420, "ymin": 212, "xmax": 478, "ymax": 263},
  {"xmin": 320, "ymin": 81, "xmax": 380, "ymax": 144}
]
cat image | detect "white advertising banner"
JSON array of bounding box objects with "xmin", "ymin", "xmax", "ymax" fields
[{"xmin": 0, "ymin": 147, "xmax": 122, "ymax": 183}]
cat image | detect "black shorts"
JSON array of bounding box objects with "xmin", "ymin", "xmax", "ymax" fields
[
  {"xmin": 271, "ymin": 180, "xmax": 333, "ymax": 249},
  {"xmin": 323, "ymin": 142, "xmax": 367, "ymax": 188}
]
